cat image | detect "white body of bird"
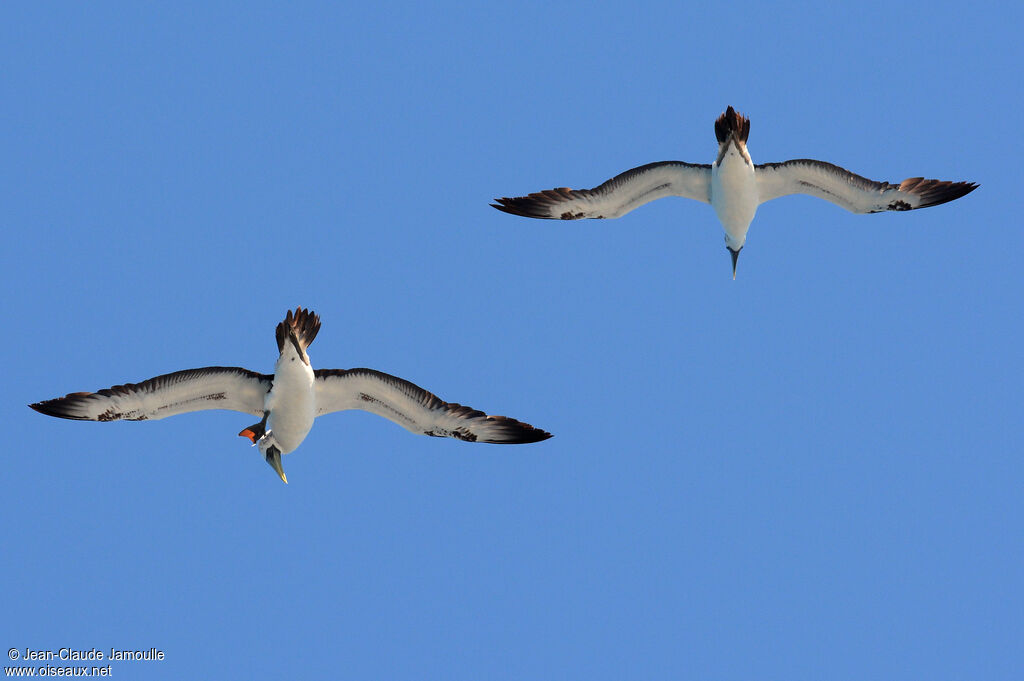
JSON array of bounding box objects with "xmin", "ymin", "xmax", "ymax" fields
[
  {"xmin": 264, "ymin": 340, "xmax": 316, "ymax": 456},
  {"xmin": 711, "ymin": 135, "xmax": 758, "ymax": 252}
]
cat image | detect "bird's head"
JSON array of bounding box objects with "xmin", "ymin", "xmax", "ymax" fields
[
  {"xmin": 725, "ymin": 235, "xmax": 745, "ymax": 280},
  {"xmin": 262, "ymin": 443, "xmax": 288, "ymax": 484}
]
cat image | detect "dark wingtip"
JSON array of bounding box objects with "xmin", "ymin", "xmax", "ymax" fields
[
  {"xmin": 492, "ymin": 190, "xmax": 582, "ymax": 220},
  {"xmin": 491, "ymin": 199, "xmax": 524, "ymax": 216},
  {"xmin": 514, "ymin": 422, "xmax": 553, "ymax": 443},
  {"xmin": 491, "ymin": 196, "xmax": 557, "ymax": 219},
  {"xmin": 900, "ymin": 178, "xmax": 979, "ymax": 209},
  {"xmin": 486, "ymin": 416, "xmax": 553, "ymax": 444},
  {"xmin": 503, "ymin": 425, "xmax": 553, "ymax": 444},
  {"xmin": 29, "ymin": 395, "xmax": 92, "ymax": 420},
  {"xmin": 530, "ymin": 429, "xmax": 554, "ymax": 443}
]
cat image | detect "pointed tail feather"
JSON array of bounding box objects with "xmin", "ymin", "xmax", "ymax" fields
[
  {"xmin": 714, "ymin": 106, "xmax": 750, "ymax": 144},
  {"xmin": 275, "ymin": 307, "xmax": 321, "ymax": 354}
]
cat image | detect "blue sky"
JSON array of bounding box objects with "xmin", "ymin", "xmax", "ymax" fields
[{"xmin": 2, "ymin": 1, "xmax": 1020, "ymax": 679}]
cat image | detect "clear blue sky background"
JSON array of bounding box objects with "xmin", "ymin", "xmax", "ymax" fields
[{"xmin": 2, "ymin": 2, "xmax": 1020, "ymax": 679}]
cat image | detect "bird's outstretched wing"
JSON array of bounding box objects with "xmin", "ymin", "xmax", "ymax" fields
[
  {"xmin": 493, "ymin": 161, "xmax": 712, "ymax": 220},
  {"xmin": 755, "ymin": 159, "xmax": 977, "ymax": 214},
  {"xmin": 30, "ymin": 367, "xmax": 272, "ymax": 421},
  {"xmin": 314, "ymin": 368, "xmax": 551, "ymax": 444}
]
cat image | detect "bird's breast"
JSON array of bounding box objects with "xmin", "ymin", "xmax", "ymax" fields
[
  {"xmin": 265, "ymin": 358, "xmax": 316, "ymax": 454},
  {"xmin": 711, "ymin": 149, "xmax": 759, "ymax": 240}
]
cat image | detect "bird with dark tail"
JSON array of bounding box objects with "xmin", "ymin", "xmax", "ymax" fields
[
  {"xmin": 30, "ymin": 308, "xmax": 551, "ymax": 483},
  {"xmin": 493, "ymin": 106, "xmax": 977, "ymax": 278}
]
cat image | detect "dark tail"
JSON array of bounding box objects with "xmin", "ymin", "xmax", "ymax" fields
[
  {"xmin": 714, "ymin": 106, "xmax": 750, "ymax": 144},
  {"xmin": 275, "ymin": 307, "xmax": 321, "ymax": 354}
]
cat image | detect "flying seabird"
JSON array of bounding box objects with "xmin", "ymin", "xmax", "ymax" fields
[
  {"xmin": 492, "ymin": 106, "xmax": 978, "ymax": 278},
  {"xmin": 30, "ymin": 308, "xmax": 551, "ymax": 483}
]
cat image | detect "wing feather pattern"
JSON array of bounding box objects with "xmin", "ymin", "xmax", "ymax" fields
[
  {"xmin": 29, "ymin": 367, "xmax": 272, "ymax": 421},
  {"xmin": 755, "ymin": 159, "xmax": 977, "ymax": 214},
  {"xmin": 314, "ymin": 369, "xmax": 551, "ymax": 444},
  {"xmin": 492, "ymin": 161, "xmax": 712, "ymax": 220}
]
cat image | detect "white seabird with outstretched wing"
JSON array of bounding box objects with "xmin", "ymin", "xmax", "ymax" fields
[
  {"xmin": 31, "ymin": 308, "xmax": 551, "ymax": 483},
  {"xmin": 494, "ymin": 106, "xmax": 978, "ymax": 278}
]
